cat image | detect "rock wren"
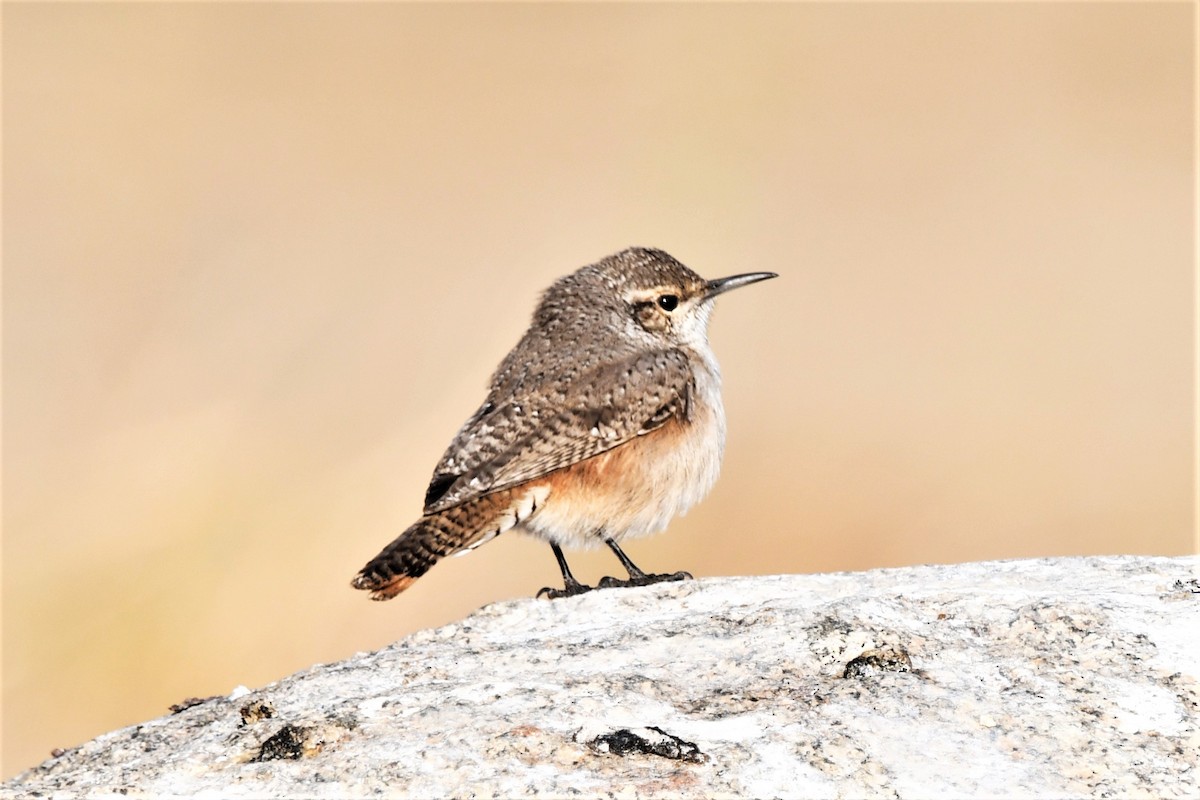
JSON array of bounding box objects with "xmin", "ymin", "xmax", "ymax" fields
[{"xmin": 352, "ymin": 247, "xmax": 776, "ymax": 600}]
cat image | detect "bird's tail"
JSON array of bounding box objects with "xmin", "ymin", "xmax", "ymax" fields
[{"xmin": 350, "ymin": 485, "xmax": 544, "ymax": 600}]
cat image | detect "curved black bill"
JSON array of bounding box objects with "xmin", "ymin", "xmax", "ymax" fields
[{"xmin": 703, "ymin": 271, "xmax": 779, "ymax": 300}]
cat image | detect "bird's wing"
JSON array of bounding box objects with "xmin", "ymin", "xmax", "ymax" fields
[{"xmin": 422, "ymin": 348, "xmax": 694, "ymax": 514}]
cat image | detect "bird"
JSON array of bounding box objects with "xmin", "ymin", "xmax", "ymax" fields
[{"xmin": 351, "ymin": 246, "xmax": 776, "ymax": 600}]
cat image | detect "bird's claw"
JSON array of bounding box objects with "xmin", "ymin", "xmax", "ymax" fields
[
  {"xmin": 597, "ymin": 571, "xmax": 693, "ymax": 589},
  {"xmin": 536, "ymin": 580, "xmax": 594, "ymax": 600}
]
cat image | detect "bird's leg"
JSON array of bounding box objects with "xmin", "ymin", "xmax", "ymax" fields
[
  {"xmin": 597, "ymin": 537, "xmax": 692, "ymax": 589},
  {"xmin": 537, "ymin": 542, "xmax": 594, "ymax": 599}
]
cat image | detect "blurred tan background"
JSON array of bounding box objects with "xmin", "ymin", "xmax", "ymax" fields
[{"xmin": 3, "ymin": 2, "xmax": 1194, "ymax": 779}]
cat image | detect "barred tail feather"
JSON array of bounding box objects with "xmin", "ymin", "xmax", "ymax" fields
[
  {"xmin": 351, "ymin": 517, "xmax": 450, "ymax": 600},
  {"xmin": 350, "ymin": 485, "xmax": 548, "ymax": 601}
]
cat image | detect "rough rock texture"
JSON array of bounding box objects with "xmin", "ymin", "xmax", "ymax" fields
[{"xmin": 6, "ymin": 556, "xmax": 1198, "ymax": 799}]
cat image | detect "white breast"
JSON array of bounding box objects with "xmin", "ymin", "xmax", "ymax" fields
[{"xmin": 634, "ymin": 353, "xmax": 725, "ymax": 535}]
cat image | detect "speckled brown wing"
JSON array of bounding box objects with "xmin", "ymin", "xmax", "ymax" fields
[{"xmin": 422, "ymin": 348, "xmax": 694, "ymax": 515}]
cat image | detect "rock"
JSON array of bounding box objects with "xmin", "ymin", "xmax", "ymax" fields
[{"xmin": 5, "ymin": 555, "xmax": 1198, "ymax": 798}]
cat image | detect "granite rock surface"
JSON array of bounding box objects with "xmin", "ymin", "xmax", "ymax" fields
[{"xmin": 6, "ymin": 555, "xmax": 1198, "ymax": 798}]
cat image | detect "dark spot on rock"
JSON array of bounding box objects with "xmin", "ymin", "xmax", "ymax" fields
[
  {"xmin": 253, "ymin": 725, "xmax": 311, "ymax": 762},
  {"xmin": 811, "ymin": 615, "xmax": 854, "ymax": 638},
  {"xmin": 239, "ymin": 700, "xmax": 276, "ymax": 725},
  {"xmin": 49, "ymin": 748, "xmax": 66, "ymax": 758},
  {"xmin": 588, "ymin": 727, "xmax": 706, "ymax": 763},
  {"xmin": 1171, "ymin": 578, "xmax": 1199, "ymax": 594},
  {"xmin": 169, "ymin": 695, "xmax": 219, "ymax": 714},
  {"xmin": 843, "ymin": 646, "xmax": 913, "ymax": 679}
]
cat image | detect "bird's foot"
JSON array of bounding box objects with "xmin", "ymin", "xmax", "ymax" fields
[
  {"xmin": 536, "ymin": 577, "xmax": 594, "ymax": 600},
  {"xmin": 597, "ymin": 570, "xmax": 693, "ymax": 590}
]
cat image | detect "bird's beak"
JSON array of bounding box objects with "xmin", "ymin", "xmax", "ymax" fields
[{"xmin": 703, "ymin": 271, "xmax": 779, "ymax": 301}]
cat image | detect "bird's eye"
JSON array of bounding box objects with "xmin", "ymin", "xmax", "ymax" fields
[{"xmin": 657, "ymin": 294, "xmax": 679, "ymax": 312}]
